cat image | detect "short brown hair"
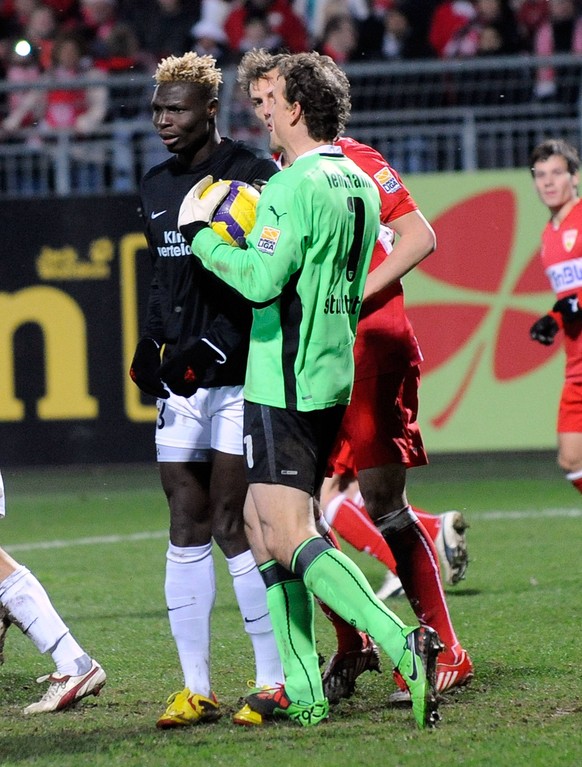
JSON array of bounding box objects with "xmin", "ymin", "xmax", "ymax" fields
[
  {"xmin": 277, "ymin": 52, "xmax": 351, "ymax": 142},
  {"xmin": 237, "ymin": 48, "xmax": 285, "ymax": 95},
  {"xmin": 530, "ymin": 139, "xmax": 580, "ymax": 176}
]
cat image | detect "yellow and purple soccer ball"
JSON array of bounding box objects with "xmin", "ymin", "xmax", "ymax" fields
[{"xmin": 202, "ymin": 180, "xmax": 260, "ymax": 247}]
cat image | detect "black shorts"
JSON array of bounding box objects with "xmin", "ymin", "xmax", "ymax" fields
[{"xmin": 243, "ymin": 401, "xmax": 346, "ymax": 495}]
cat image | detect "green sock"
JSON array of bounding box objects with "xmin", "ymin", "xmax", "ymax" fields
[
  {"xmin": 259, "ymin": 560, "xmax": 324, "ymax": 705},
  {"xmin": 293, "ymin": 538, "xmax": 410, "ymax": 664}
]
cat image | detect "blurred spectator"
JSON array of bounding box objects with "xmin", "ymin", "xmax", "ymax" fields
[
  {"xmin": 23, "ymin": 3, "xmax": 59, "ymax": 70},
  {"xmin": 0, "ymin": 0, "xmax": 79, "ymax": 23},
  {"xmin": 95, "ymin": 22, "xmax": 155, "ymax": 119},
  {"xmin": 315, "ymin": 13, "xmax": 359, "ymax": 61},
  {"xmin": 445, "ymin": 0, "xmax": 523, "ymax": 57},
  {"xmin": 4, "ymin": 0, "xmax": 42, "ymax": 28},
  {"xmin": 224, "ymin": 0, "xmax": 309, "ymax": 54},
  {"xmin": 119, "ymin": 0, "xmax": 201, "ymax": 60},
  {"xmin": 429, "ymin": 0, "xmax": 476, "ymax": 56},
  {"xmin": 534, "ymin": 0, "xmax": 582, "ymax": 101},
  {"xmin": 377, "ymin": 1, "xmax": 434, "ymax": 59},
  {"xmin": 236, "ymin": 13, "xmax": 281, "ymax": 54},
  {"xmin": 0, "ymin": 37, "xmax": 42, "ymax": 135},
  {"xmin": 41, "ymin": 1, "xmax": 80, "ymax": 22},
  {"xmin": 2, "ymin": 31, "xmax": 107, "ymax": 135},
  {"xmin": 77, "ymin": 0, "xmax": 118, "ymax": 58},
  {"xmin": 189, "ymin": 16, "xmax": 231, "ymax": 65},
  {"xmin": 294, "ymin": 0, "xmax": 369, "ymax": 46},
  {"xmin": 516, "ymin": 0, "xmax": 548, "ymax": 50}
]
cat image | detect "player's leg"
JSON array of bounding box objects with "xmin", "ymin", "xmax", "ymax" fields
[
  {"xmin": 0, "ymin": 546, "xmax": 105, "ymax": 713},
  {"xmin": 250, "ymin": 482, "xmax": 440, "ymax": 729},
  {"xmin": 316, "ymin": 472, "xmax": 383, "ymax": 701},
  {"xmin": 155, "ymin": 392, "xmax": 220, "ymax": 728},
  {"xmin": 242, "ymin": 403, "xmax": 441, "ymax": 729},
  {"xmin": 205, "ymin": 387, "xmax": 283, "ymax": 715},
  {"xmin": 0, "ymin": 601, "xmax": 9, "ymax": 665},
  {"xmin": 557, "ymin": 382, "xmax": 582, "ymax": 493},
  {"xmin": 350, "ymin": 368, "xmax": 473, "ymax": 693},
  {"xmin": 321, "ymin": 473, "xmax": 399, "ymax": 572}
]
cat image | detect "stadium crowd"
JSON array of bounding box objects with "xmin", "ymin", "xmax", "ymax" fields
[
  {"xmin": 1, "ymin": 0, "xmax": 580, "ymax": 140},
  {"xmin": 0, "ymin": 1, "xmax": 579, "ymax": 77}
]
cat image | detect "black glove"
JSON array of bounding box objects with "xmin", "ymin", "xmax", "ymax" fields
[
  {"xmin": 129, "ymin": 337, "xmax": 169, "ymax": 398},
  {"xmin": 553, "ymin": 293, "xmax": 582, "ymax": 323},
  {"xmin": 159, "ymin": 338, "xmax": 226, "ymax": 398},
  {"xmin": 530, "ymin": 314, "xmax": 560, "ymax": 346}
]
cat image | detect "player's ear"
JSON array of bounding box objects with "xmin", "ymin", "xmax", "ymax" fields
[{"xmin": 207, "ymin": 98, "xmax": 219, "ymax": 120}]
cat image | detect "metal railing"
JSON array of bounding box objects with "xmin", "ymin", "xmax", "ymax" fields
[{"xmin": 1, "ymin": 53, "xmax": 581, "ymax": 197}]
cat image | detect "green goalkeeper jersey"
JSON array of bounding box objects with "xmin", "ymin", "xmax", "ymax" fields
[{"xmin": 192, "ymin": 145, "xmax": 380, "ymax": 411}]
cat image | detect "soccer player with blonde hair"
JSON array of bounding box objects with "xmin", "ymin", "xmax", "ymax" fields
[{"xmin": 128, "ymin": 52, "xmax": 283, "ymax": 728}]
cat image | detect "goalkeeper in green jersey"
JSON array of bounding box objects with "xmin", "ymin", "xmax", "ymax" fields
[{"xmin": 169, "ymin": 51, "xmax": 443, "ymax": 729}]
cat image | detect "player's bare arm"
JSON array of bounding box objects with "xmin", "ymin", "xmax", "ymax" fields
[{"xmin": 363, "ymin": 209, "xmax": 436, "ymax": 302}]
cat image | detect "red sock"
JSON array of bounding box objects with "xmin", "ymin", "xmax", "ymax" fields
[
  {"xmin": 567, "ymin": 472, "xmax": 582, "ymax": 494},
  {"xmin": 326, "ymin": 496, "xmax": 397, "ymax": 573},
  {"xmin": 382, "ymin": 508, "xmax": 459, "ymax": 652},
  {"xmin": 411, "ymin": 506, "xmax": 440, "ymax": 540}
]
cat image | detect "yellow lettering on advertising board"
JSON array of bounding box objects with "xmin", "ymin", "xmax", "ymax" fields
[
  {"xmin": 119, "ymin": 232, "xmax": 156, "ymax": 423},
  {"xmin": 0, "ymin": 286, "xmax": 98, "ymax": 420}
]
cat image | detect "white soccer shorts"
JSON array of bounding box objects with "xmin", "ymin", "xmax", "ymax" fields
[{"xmin": 155, "ymin": 385, "xmax": 244, "ymax": 462}]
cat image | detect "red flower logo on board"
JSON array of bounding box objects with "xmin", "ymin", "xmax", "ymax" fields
[{"xmin": 406, "ymin": 189, "xmax": 559, "ymax": 428}]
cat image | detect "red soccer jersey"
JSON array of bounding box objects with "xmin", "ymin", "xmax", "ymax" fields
[
  {"xmin": 338, "ymin": 137, "xmax": 423, "ymax": 379},
  {"xmin": 540, "ymin": 198, "xmax": 582, "ymax": 381}
]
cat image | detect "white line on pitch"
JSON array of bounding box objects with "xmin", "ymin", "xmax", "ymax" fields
[
  {"xmin": 4, "ymin": 530, "xmax": 167, "ymax": 553},
  {"xmin": 469, "ymin": 508, "xmax": 582, "ymax": 520},
  {"xmin": 3, "ymin": 508, "xmax": 580, "ymax": 554}
]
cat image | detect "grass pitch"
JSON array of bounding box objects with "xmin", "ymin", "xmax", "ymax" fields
[{"xmin": 0, "ymin": 455, "xmax": 580, "ymax": 767}]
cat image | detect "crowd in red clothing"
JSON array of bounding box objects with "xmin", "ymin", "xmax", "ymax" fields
[
  {"xmin": 1, "ymin": 1, "xmax": 579, "ymax": 69},
  {"xmin": 1, "ymin": 0, "xmax": 581, "ymax": 135}
]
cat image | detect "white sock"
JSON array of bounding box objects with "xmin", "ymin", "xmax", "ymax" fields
[
  {"xmin": 165, "ymin": 542, "xmax": 215, "ymax": 697},
  {"xmin": 226, "ymin": 550, "xmax": 283, "ymax": 688},
  {"xmin": 323, "ymin": 493, "xmax": 348, "ymax": 525},
  {"xmin": 314, "ymin": 512, "xmax": 331, "ymax": 537},
  {"xmin": 0, "ymin": 566, "xmax": 88, "ymax": 674}
]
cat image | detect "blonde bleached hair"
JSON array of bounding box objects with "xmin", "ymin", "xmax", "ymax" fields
[{"xmin": 154, "ymin": 52, "xmax": 223, "ymax": 89}]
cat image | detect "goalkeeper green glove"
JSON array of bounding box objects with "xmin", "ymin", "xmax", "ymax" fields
[{"xmin": 178, "ymin": 175, "xmax": 230, "ymax": 244}]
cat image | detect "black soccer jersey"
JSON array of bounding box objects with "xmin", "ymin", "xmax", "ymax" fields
[{"xmin": 139, "ymin": 138, "xmax": 278, "ymax": 388}]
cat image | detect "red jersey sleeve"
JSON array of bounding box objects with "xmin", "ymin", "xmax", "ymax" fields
[{"xmin": 338, "ymin": 137, "xmax": 418, "ymax": 225}]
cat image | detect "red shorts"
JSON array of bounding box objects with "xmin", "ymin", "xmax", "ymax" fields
[
  {"xmin": 328, "ymin": 365, "xmax": 428, "ymax": 474},
  {"xmin": 558, "ymin": 379, "xmax": 582, "ymax": 432}
]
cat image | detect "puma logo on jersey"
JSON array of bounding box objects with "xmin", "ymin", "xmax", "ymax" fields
[{"xmin": 268, "ymin": 205, "xmax": 287, "ymax": 225}]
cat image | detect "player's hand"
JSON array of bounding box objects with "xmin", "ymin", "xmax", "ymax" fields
[
  {"xmin": 159, "ymin": 338, "xmax": 225, "ymax": 398},
  {"xmin": 552, "ymin": 292, "xmax": 582, "ymax": 322},
  {"xmin": 529, "ymin": 314, "xmax": 560, "ymax": 345},
  {"xmin": 178, "ymin": 175, "xmax": 229, "ymax": 230},
  {"xmin": 129, "ymin": 337, "xmax": 169, "ymax": 398}
]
